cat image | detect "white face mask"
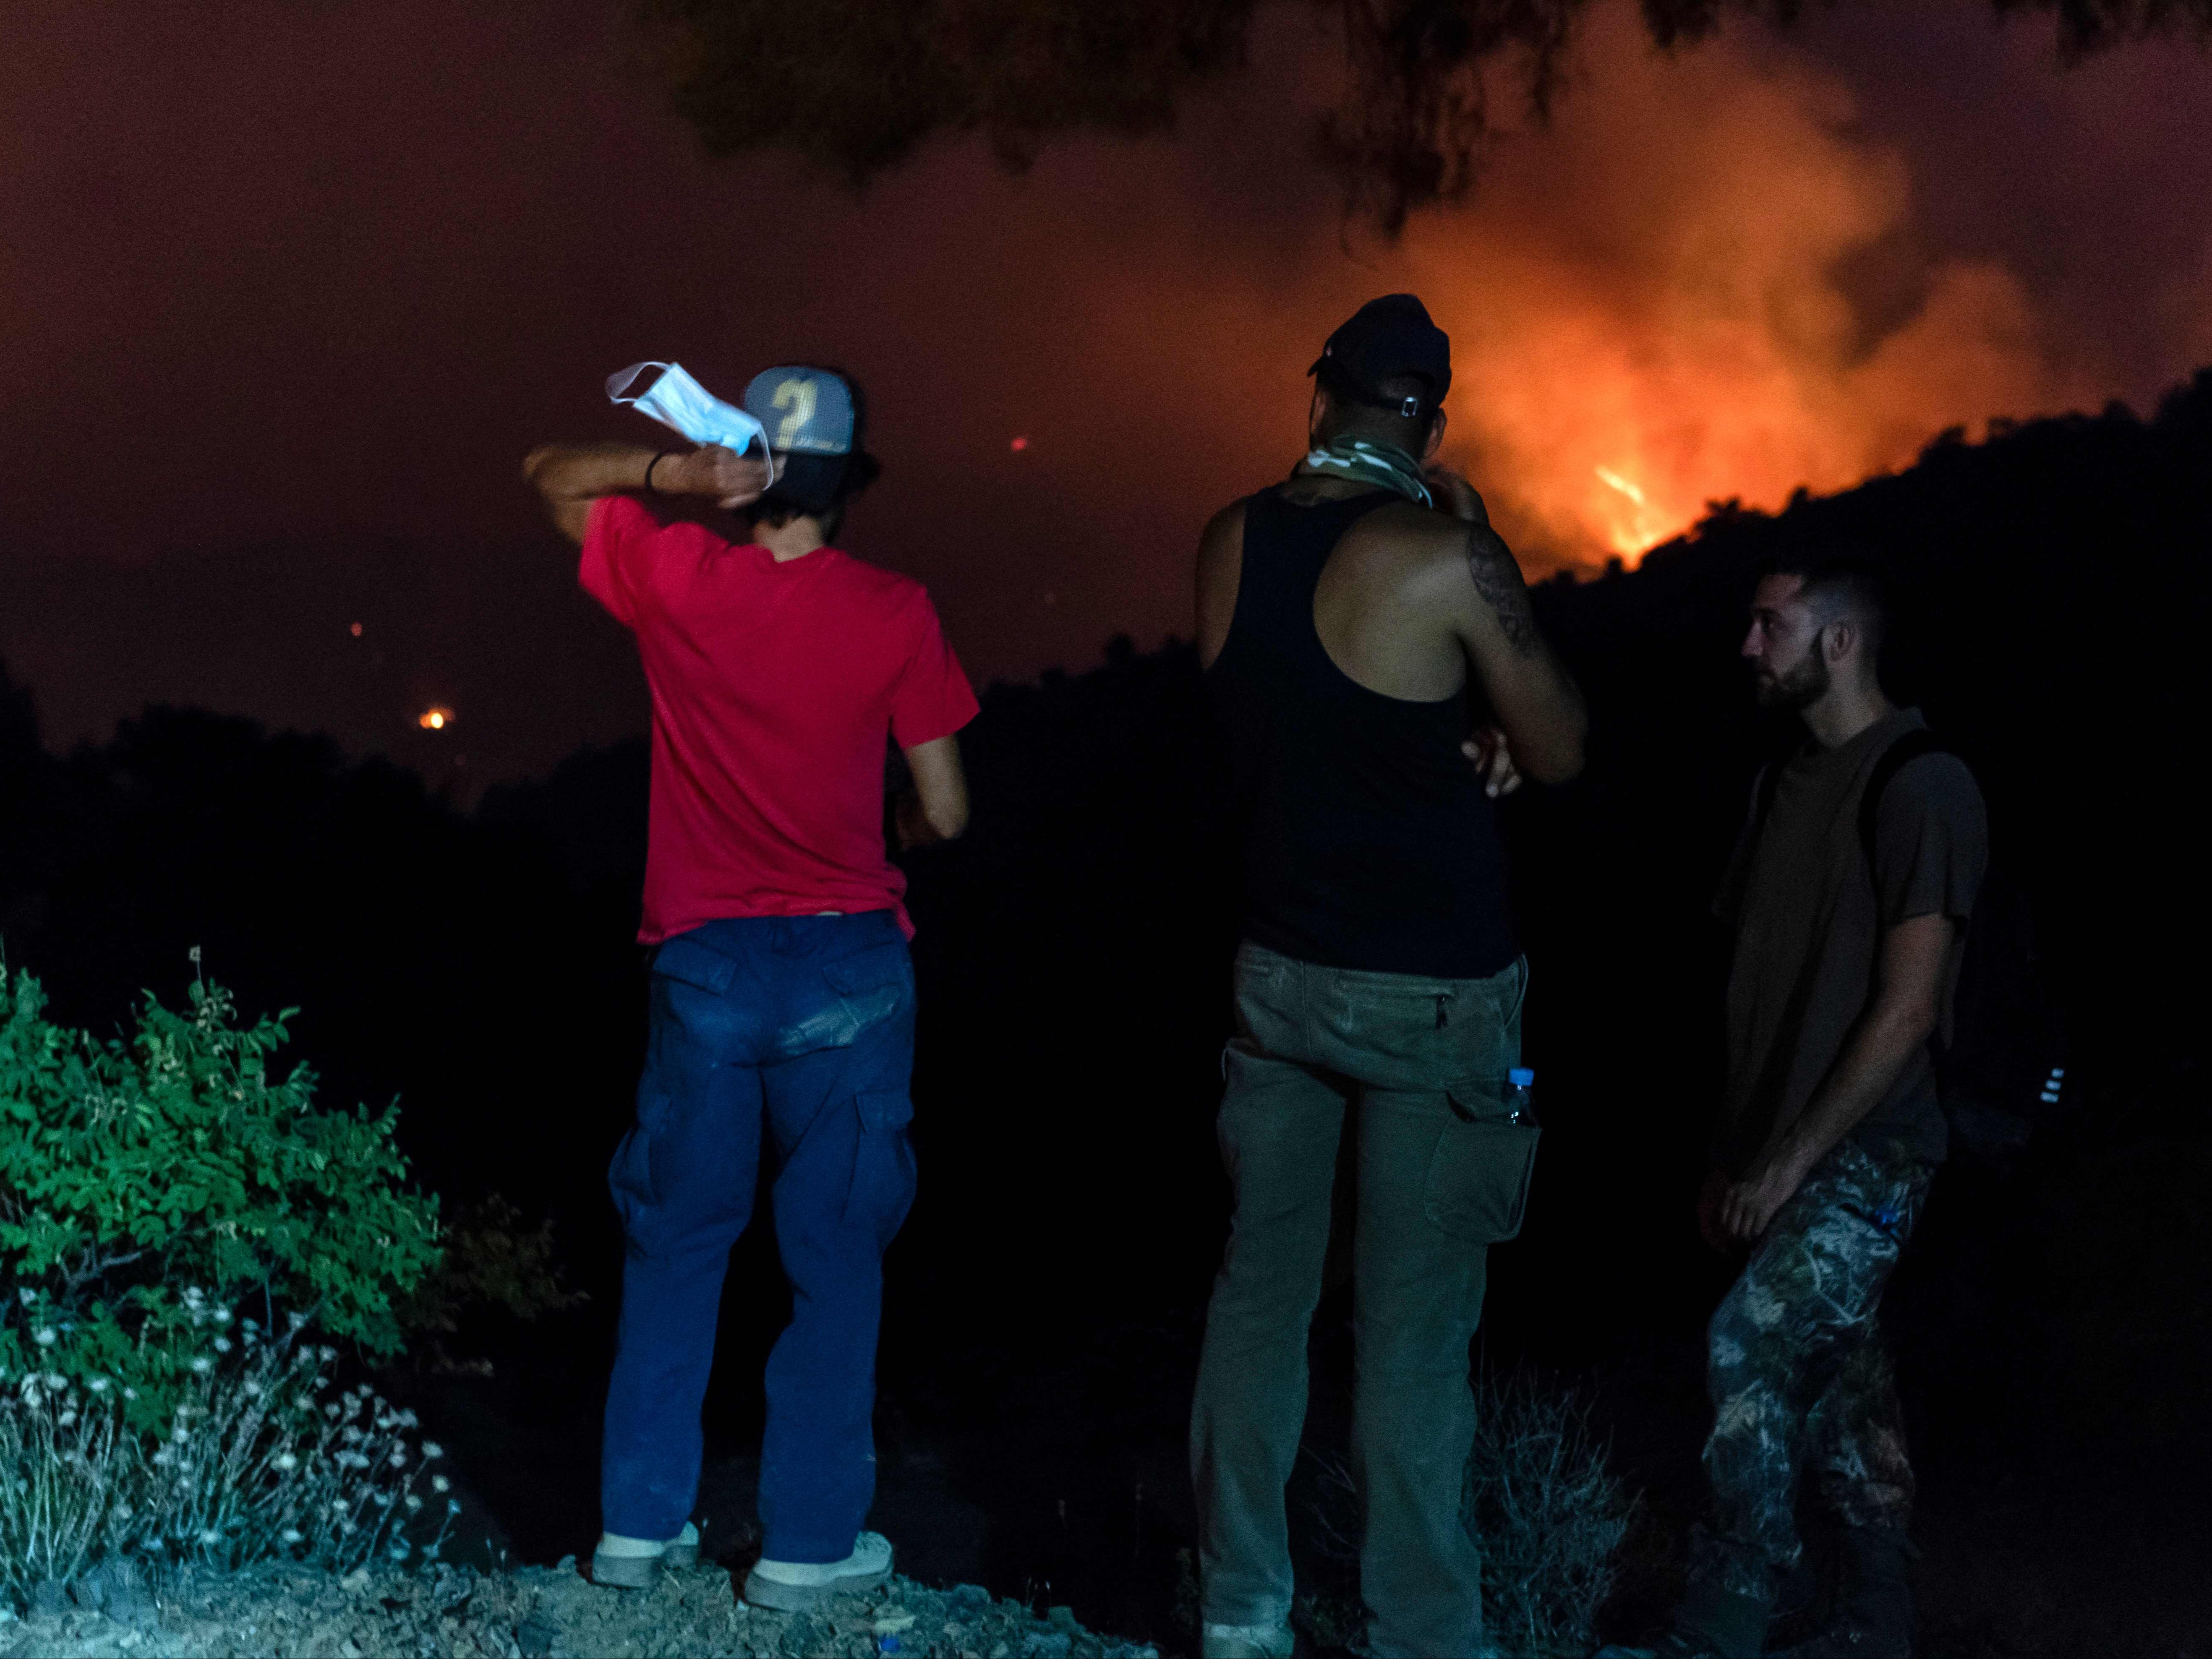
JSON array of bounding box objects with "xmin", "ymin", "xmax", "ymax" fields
[{"xmin": 606, "ymin": 362, "xmax": 772, "ymax": 461}]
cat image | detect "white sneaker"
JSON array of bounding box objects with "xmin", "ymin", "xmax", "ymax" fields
[
  {"xmin": 591, "ymin": 1521, "xmax": 699, "ymax": 1589},
  {"xmin": 743, "ymin": 1530, "xmax": 894, "ymax": 1610},
  {"xmin": 1201, "ymin": 1620, "xmax": 1296, "ymax": 1659}
]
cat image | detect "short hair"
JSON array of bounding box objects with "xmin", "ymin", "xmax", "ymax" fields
[
  {"xmin": 1763, "ymin": 546, "xmax": 1891, "ymax": 657},
  {"xmin": 1313, "ymin": 359, "xmax": 1442, "ymax": 452}
]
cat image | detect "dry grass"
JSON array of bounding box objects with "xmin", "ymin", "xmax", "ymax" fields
[{"xmin": 0, "ymin": 1304, "xmax": 453, "ymax": 1607}]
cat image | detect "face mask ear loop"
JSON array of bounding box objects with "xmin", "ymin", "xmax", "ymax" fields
[{"xmin": 605, "ymin": 362, "xmax": 671, "ymax": 405}]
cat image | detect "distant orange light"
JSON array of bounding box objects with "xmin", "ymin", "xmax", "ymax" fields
[
  {"xmin": 1009, "ymin": 436, "xmax": 1029, "ymax": 453},
  {"xmin": 418, "ymin": 707, "xmax": 453, "ymax": 731},
  {"xmin": 350, "ymin": 622, "xmax": 363, "ymax": 637}
]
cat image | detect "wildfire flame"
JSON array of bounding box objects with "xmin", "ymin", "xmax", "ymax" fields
[
  {"xmin": 1592, "ymin": 466, "xmax": 1668, "ymax": 558},
  {"xmin": 1391, "ymin": 5, "xmax": 2101, "ymax": 575}
]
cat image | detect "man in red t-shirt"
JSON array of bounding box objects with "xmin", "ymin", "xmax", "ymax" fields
[{"xmin": 525, "ymin": 365, "xmax": 978, "ymax": 1609}]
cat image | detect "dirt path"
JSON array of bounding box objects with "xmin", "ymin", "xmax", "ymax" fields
[{"xmin": 0, "ymin": 1561, "xmax": 1161, "ymax": 1659}]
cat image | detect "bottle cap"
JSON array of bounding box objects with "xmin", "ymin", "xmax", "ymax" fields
[{"xmin": 1508, "ymin": 1067, "xmax": 1536, "ymax": 1087}]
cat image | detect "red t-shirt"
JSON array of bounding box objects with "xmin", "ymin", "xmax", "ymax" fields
[{"xmin": 580, "ymin": 494, "xmax": 979, "ymax": 943}]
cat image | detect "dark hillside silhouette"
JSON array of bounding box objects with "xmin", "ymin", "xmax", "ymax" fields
[{"xmin": 2, "ymin": 370, "xmax": 2207, "ymax": 1647}]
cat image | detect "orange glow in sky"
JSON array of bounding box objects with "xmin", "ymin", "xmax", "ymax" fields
[
  {"xmin": 1387, "ymin": 5, "xmax": 2106, "ymax": 574},
  {"xmin": 418, "ymin": 707, "xmax": 452, "ymax": 731}
]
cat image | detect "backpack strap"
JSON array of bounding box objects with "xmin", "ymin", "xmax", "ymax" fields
[
  {"xmin": 1857, "ymin": 728, "xmax": 1952, "ymax": 878},
  {"xmin": 1748, "ymin": 759, "xmax": 1785, "ymax": 845}
]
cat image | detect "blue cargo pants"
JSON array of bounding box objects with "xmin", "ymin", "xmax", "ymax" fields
[{"xmin": 600, "ymin": 911, "xmax": 918, "ymax": 1563}]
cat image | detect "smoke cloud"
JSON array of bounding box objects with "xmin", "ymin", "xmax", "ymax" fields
[
  {"xmin": 1399, "ymin": 6, "xmax": 2100, "ymax": 566},
  {"xmin": 0, "ymin": 0, "xmax": 2205, "ymax": 777}
]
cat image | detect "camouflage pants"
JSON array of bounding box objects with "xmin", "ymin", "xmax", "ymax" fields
[{"xmin": 1698, "ymin": 1137, "xmax": 1935, "ymax": 1604}]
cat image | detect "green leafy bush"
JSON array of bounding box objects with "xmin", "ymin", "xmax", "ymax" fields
[{"xmin": 0, "ymin": 957, "xmax": 443, "ymax": 1424}]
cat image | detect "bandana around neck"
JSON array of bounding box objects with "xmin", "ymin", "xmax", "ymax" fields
[{"xmin": 1296, "ymin": 438, "xmax": 1433, "ymax": 509}]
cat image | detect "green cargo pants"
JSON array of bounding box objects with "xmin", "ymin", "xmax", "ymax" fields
[{"xmin": 1191, "ymin": 941, "xmax": 1540, "ymax": 1659}]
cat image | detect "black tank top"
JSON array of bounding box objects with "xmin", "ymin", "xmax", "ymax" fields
[{"xmin": 1207, "ymin": 486, "xmax": 1517, "ymax": 978}]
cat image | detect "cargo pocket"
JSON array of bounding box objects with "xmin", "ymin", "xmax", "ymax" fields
[
  {"xmin": 608, "ymin": 1090, "xmax": 674, "ymax": 1228},
  {"xmin": 1423, "ymin": 1085, "xmax": 1541, "ymax": 1243},
  {"xmin": 844, "ymin": 1088, "xmax": 918, "ymax": 1244}
]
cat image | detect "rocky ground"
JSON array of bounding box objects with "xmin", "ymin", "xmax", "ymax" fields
[{"xmin": 0, "ymin": 1561, "xmax": 1161, "ymax": 1659}]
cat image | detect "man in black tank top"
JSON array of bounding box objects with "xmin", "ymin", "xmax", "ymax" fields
[{"xmin": 1188, "ymin": 296, "xmax": 1588, "ymax": 1659}]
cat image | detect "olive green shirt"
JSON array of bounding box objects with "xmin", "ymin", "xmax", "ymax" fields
[{"xmin": 1714, "ymin": 709, "xmax": 1987, "ymax": 1176}]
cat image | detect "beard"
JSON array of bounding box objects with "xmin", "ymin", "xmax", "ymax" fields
[{"xmin": 1754, "ymin": 645, "xmax": 1830, "ymax": 711}]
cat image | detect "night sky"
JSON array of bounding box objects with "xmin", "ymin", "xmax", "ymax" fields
[{"xmin": 6, "ymin": 0, "xmax": 2209, "ymax": 788}]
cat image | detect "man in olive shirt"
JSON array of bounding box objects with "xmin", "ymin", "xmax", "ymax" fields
[{"xmin": 1620, "ymin": 550, "xmax": 1985, "ymax": 1659}]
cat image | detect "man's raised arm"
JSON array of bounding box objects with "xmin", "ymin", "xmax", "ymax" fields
[
  {"xmin": 522, "ymin": 442, "xmax": 772, "ymax": 546},
  {"xmin": 1430, "ymin": 472, "xmax": 1588, "ymax": 784}
]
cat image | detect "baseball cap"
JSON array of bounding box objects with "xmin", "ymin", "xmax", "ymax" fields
[
  {"xmin": 1309, "ymin": 294, "xmax": 1452, "ymax": 418},
  {"xmin": 742, "ymin": 366, "xmax": 859, "ymax": 455}
]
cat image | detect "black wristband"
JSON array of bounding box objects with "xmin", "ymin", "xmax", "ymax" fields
[{"xmin": 644, "ymin": 451, "xmax": 673, "ymax": 494}]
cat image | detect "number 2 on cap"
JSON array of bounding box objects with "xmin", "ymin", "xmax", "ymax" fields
[{"xmin": 773, "ymin": 378, "xmax": 816, "ymax": 450}]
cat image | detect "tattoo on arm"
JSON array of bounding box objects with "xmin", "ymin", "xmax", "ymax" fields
[{"xmin": 1466, "ymin": 525, "xmax": 1539, "ymax": 652}]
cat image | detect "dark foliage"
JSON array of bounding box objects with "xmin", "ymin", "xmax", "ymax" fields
[{"xmin": 643, "ymin": 0, "xmax": 2212, "ymax": 227}]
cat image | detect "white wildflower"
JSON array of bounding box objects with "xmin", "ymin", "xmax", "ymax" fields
[
  {"xmin": 404, "ymin": 1495, "xmax": 423, "ymax": 1513},
  {"xmin": 213, "ymin": 1337, "xmax": 232, "ymax": 1353},
  {"xmin": 340, "ymin": 1426, "xmax": 363, "ymax": 1445},
  {"xmin": 197, "ymin": 1528, "xmax": 219, "ymax": 1545},
  {"xmin": 317, "ymin": 1346, "xmax": 336, "ymax": 1363},
  {"xmin": 44, "ymin": 1373, "xmax": 65, "ymax": 1389},
  {"xmin": 32, "ymin": 1328, "xmax": 55, "ymax": 1347},
  {"xmin": 152, "ymin": 1450, "xmax": 174, "ymax": 1467},
  {"xmin": 87, "ymin": 1377, "xmax": 110, "ymax": 1394},
  {"xmin": 172, "ymin": 1424, "xmax": 191, "ymax": 1443},
  {"xmin": 431, "ymin": 1475, "xmax": 449, "ymax": 1494},
  {"xmin": 243, "ymin": 1379, "xmax": 262, "ymax": 1397},
  {"xmin": 274, "ymin": 1453, "xmax": 299, "ymax": 1473},
  {"xmin": 389, "ymin": 1542, "xmax": 410, "ymax": 1561},
  {"xmin": 421, "ymin": 1441, "xmax": 444, "ymax": 1460},
  {"xmin": 16, "ymin": 1288, "xmax": 34, "ymax": 1306},
  {"xmin": 331, "ymin": 1499, "xmax": 348, "ymax": 1515},
  {"xmin": 281, "ymin": 1528, "xmax": 303, "ymax": 1545},
  {"xmin": 288, "ymin": 1312, "xmax": 308, "ymax": 1331},
  {"xmin": 183, "ymin": 1286, "xmax": 204, "ymax": 1303},
  {"xmin": 123, "ymin": 1386, "xmax": 138, "ymax": 1401},
  {"xmin": 58, "ymin": 1410, "xmax": 78, "ymax": 1428},
  {"xmin": 115, "ymin": 1503, "xmax": 133, "ymax": 1521},
  {"xmin": 446, "ymin": 1499, "xmax": 460, "ymax": 1514},
  {"xmin": 212, "ymin": 1308, "xmax": 232, "ymax": 1326},
  {"xmin": 396, "ymin": 1409, "xmax": 418, "ymax": 1429},
  {"xmin": 191, "ymin": 1357, "xmax": 213, "ymax": 1375},
  {"xmin": 324, "ymin": 1403, "xmax": 342, "ymax": 1421},
  {"xmin": 388, "ymin": 1446, "xmax": 407, "ymax": 1468}
]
